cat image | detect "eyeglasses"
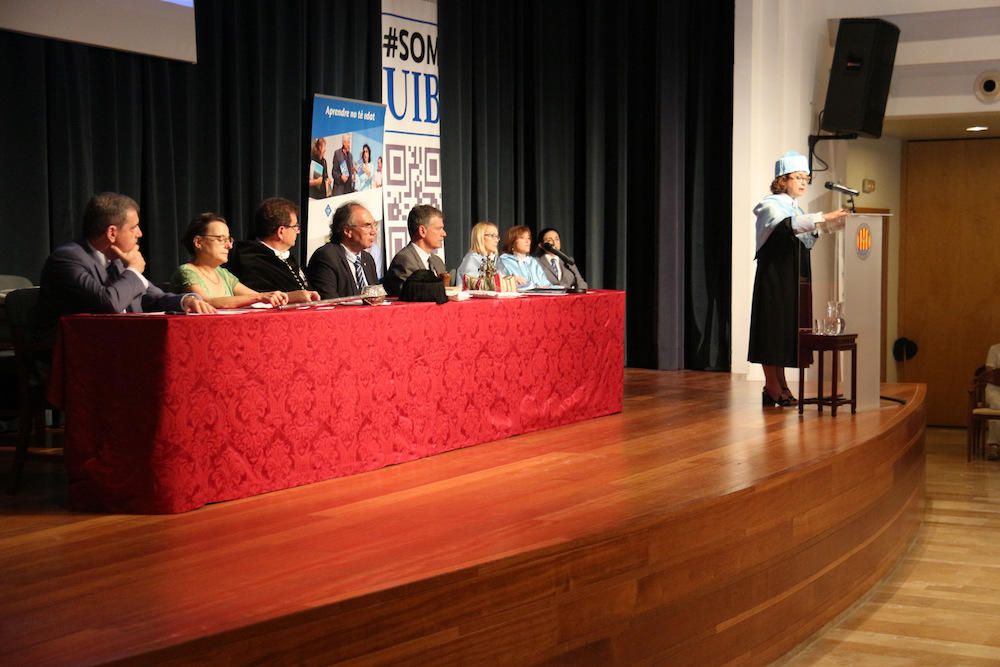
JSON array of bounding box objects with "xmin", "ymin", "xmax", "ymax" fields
[
  {"xmin": 484, "ymin": 233, "xmax": 499, "ymax": 239},
  {"xmin": 199, "ymin": 234, "xmax": 234, "ymax": 244},
  {"xmin": 283, "ymin": 223, "xmax": 301, "ymax": 230},
  {"xmin": 787, "ymin": 174, "xmax": 810, "ymax": 183},
  {"xmin": 350, "ymin": 223, "xmax": 378, "ymax": 231}
]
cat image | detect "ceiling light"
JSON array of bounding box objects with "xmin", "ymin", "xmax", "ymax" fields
[{"xmin": 966, "ymin": 126, "xmax": 989, "ymax": 132}]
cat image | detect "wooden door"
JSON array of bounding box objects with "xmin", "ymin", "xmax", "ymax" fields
[{"xmin": 900, "ymin": 138, "xmax": 1000, "ymax": 426}]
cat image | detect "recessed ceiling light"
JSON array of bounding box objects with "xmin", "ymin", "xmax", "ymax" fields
[{"xmin": 966, "ymin": 125, "xmax": 989, "ymax": 132}]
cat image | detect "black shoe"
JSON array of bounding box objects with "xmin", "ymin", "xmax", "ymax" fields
[
  {"xmin": 762, "ymin": 389, "xmax": 792, "ymax": 407},
  {"xmin": 779, "ymin": 388, "xmax": 798, "ymax": 405}
]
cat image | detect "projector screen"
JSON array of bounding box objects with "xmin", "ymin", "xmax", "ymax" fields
[{"xmin": 0, "ymin": 0, "xmax": 197, "ymax": 63}]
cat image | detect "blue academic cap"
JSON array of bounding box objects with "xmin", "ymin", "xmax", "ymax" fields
[{"xmin": 774, "ymin": 151, "xmax": 809, "ymax": 177}]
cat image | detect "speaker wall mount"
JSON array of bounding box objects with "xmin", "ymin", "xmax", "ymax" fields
[{"xmin": 809, "ymin": 18, "xmax": 900, "ymax": 179}]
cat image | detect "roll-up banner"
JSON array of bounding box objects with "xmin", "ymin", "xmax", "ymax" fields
[
  {"xmin": 305, "ymin": 95, "xmax": 387, "ymax": 275},
  {"xmin": 380, "ymin": 0, "xmax": 443, "ymax": 264}
]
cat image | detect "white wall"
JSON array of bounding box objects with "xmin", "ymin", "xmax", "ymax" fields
[{"xmin": 732, "ymin": 0, "xmax": 839, "ymax": 379}]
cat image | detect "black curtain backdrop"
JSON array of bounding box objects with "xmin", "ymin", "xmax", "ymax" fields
[
  {"xmin": 0, "ymin": 0, "xmax": 731, "ymax": 370},
  {"xmin": 439, "ymin": 0, "xmax": 732, "ymax": 370},
  {"xmin": 0, "ymin": 0, "xmax": 379, "ymax": 284}
]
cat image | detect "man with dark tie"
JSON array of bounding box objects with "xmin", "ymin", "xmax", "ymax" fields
[
  {"xmin": 535, "ymin": 227, "xmax": 588, "ymax": 289},
  {"xmin": 37, "ymin": 192, "xmax": 214, "ymax": 342},
  {"xmin": 384, "ymin": 204, "xmax": 447, "ymax": 297},
  {"xmin": 225, "ymin": 197, "xmax": 320, "ymax": 303},
  {"xmin": 305, "ymin": 202, "xmax": 379, "ymax": 299}
]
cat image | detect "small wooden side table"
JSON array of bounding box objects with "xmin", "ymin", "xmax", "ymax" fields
[{"xmin": 798, "ymin": 332, "xmax": 857, "ymax": 416}]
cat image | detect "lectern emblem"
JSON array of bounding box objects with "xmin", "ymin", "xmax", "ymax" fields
[{"xmin": 855, "ymin": 223, "xmax": 872, "ymax": 260}]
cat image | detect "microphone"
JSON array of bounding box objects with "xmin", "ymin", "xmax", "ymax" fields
[
  {"xmin": 824, "ymin": 181, "xmax": 860, "ymax": 196},
  {"xmin": 539, "ymin": 242, "xmax": 575, "ymax": 266}
]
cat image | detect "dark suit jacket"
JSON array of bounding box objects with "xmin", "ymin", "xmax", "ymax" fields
[
  {"xmin": 225, "ymin": 240, "xmax": 309, "ymax": 293},
  {"xmin": 306, "ymin": 243, "xmax": 379, "ymax": 299},
  {"xmin": 331, "ymin": 148, "xmax": 355, "ymax": 196},
  {"xmin": 384, "ymin": 243, "xmax": 447, "ymax": 297},
  {"xmin": 37, "ymin": 240, "xmax": 188, "ymax": 341},
  {"xmin": 536, "ymin": 255, "xmax": 588, "ymax": 289}
]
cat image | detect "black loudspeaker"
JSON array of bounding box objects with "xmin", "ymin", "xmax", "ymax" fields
[{"xmin": 821, "ymin": 18, "xmax": 900, "ymax": 139}]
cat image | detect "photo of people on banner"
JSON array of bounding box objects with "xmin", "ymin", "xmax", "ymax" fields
[{"xmin": 306, "ymin": 95, "xmax": 387, "ymax": 277}]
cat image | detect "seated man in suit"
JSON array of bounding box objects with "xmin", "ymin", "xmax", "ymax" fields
[
  {"xmin": 306, "ymin": 202, "xmax": 379, "ymax": 299},
  {"xmin": 535, "ymin": 227, "xmax": 588, "ymax": 289},
  {"xmin": 225, "ymin": 197, "xmax": 319, "ymax": 303},
  {"xmin": 38, "ymin": 192, "xmax": 214, "ymax": 342},
  {"xmin": 384, "ymin": 204, "xmax": 447, "ymax": 297}
]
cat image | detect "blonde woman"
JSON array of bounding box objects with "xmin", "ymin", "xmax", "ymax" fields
[
  {"xmin": 171, "ymin": 213, "xmax": 289, "ymax": 308},
  {"xmin": 454, "ymin": 221, "xmax": 509, "ymax": 286}
]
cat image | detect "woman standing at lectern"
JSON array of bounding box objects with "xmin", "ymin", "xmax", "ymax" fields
[{"xmin": 749, "ymin": 151, "xmax": 846, "ymax": 407}]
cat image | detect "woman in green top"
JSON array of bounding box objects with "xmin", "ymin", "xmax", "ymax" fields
[{"xmin": 171, "ymin": 213, "xmax": 289, "ymax": 308}]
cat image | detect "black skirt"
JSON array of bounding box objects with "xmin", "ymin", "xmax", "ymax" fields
[{"xmin": 748, "ymin": 219, "xmax": 812, "ymax": 368}]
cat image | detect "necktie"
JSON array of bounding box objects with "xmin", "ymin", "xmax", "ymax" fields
[
  {"xmin": 105, "ymin": 263, "xmax": 130, "ymax": 312},
  {"xmin": 354, "ymin": 258, "xmax": 367, "ymax": 291},
  {"xmin": 550, "ymin": 257, "xmax": 560, "ymax": 280}
]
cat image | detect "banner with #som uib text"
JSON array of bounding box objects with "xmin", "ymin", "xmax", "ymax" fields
[{"xmin": 380, "ymin": 0, "xmax": 443, "ymax": 264}]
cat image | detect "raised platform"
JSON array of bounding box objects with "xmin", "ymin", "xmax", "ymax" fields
[{"xmin": 0, "ymin": 371, "xmax": 926, "ymax": 665}]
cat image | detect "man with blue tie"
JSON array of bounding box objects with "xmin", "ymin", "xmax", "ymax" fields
[
  {"xmin": 37, "ymin": 192, "xmax": 214, "ymax": 342},
  {"xmin": 535, "ymin": 227, "xmax": 587, "ymax": 290},
  {"xmin": 306, "ymin": 202, "xmax": 380, "ymax": 299}
]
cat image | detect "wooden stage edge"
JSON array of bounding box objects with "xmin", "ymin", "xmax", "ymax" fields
[{"xmin": 1, "ymin": 370, "xmax": 926, "ymax": 666}]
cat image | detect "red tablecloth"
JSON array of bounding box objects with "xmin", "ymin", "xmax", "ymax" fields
[{"xmin": 51, "ymin": 291, "xmax": 625, "ymax": 513}]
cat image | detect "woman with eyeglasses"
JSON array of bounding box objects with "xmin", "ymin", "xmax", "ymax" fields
[
  {"xmin": 170, "ymin": 213, "xmax": 289, "ymax": 308},
  {"xmin": 749, "ymin": 151, "xmax": 847, "ymax": 407},
  {"xmin": 454, "ymin": 222, "xmax": 513, "ymax": 288}
]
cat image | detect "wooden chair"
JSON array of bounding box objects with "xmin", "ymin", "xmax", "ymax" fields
[
  {"xmin": 967, "ymin": 365, "xmax": 1000, "ymax": 461},
  {"xmin": 4, "ymin": 287, "xmax": 62, "ymax": 492}
]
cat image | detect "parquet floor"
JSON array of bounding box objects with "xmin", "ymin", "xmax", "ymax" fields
[
  {"xmin": 778, "ymin": 427, "xmax": 1000, "ymax": 666},
  {"xmin": 0, "ymin": 375, "xmax": 991, "ymax": 664}
]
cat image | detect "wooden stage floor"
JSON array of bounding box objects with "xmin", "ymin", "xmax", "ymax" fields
[{"xmin": 0, "ymin": 370, "xmax": 926, "ymax": 666}]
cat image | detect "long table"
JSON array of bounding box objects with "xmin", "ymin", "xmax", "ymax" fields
[{"xmin": 50, "ymin": 291, "xmax": 625, "ymax": 513}]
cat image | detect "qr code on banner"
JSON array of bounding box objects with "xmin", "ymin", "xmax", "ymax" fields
[{"xmin": 384, "ymin": 143, "xmax": 441, "ymax": 227}]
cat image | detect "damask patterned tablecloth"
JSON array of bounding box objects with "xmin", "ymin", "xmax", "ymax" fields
[{"xmin": 51, "ymin": 291, "xmax": 625, "ymax": 513}]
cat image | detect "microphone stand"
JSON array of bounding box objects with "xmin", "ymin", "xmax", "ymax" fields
[
  {"xmin": 846, "ymin": 193, "xmax": 857, "ymax": 213},
  {"xmin": 538, "ymin": 243, "xmax": 587, "ymax": 294}
]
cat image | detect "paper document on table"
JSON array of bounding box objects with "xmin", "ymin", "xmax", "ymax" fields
[
  {"xmin": 467, "ymin": 291, "xmax": 523, "ymax": 299},
  {"xmin": 519, "ymin": 286, "xmax": 570, "ymax": 296}
]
